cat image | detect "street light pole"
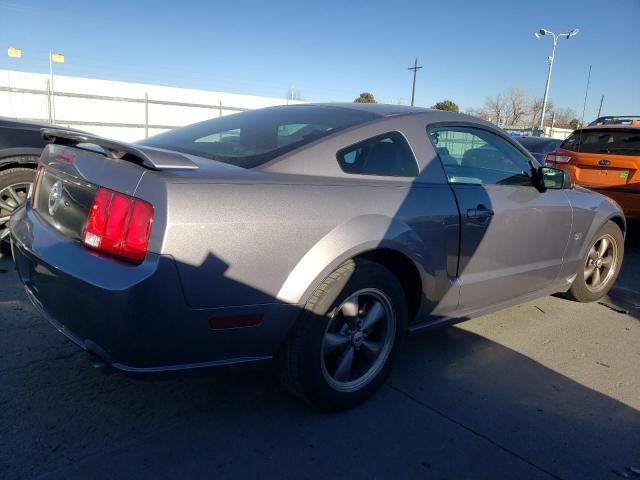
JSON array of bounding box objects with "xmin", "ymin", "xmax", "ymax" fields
[
  {"xmin": 538, "ymin": 34, "xmax": 558, "ymax": 132},
  {"xmin": 535, "ymin": 28, "xmax": 579, "ymax": 133}
]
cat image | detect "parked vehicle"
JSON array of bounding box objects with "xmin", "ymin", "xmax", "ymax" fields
[
  {"xmin": 10, "ymin": 104, "xmax": 626, "ymax": 409},
  {"xmin": 0, "ymin": 118, "xmax": 80, "ymax": 247},
  {"xmin": 546, "ymin": 117, "xmax": 640, "ymax": 219},
  {"xmin": 513, "ymin": 135, "xmax": 562, "ymax": 164}
]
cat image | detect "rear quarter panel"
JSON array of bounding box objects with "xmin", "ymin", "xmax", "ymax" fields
[{"xmin": 140, "ymin": 178, "xmax": 460, "ymax": 316}]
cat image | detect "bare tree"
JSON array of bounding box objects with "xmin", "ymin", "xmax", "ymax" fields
[
  {"xmin": 550, "ymin": 107, "xmax": 579, "ymax": 129},
  {"xmin": 529, "ymin": 97, "xmax": 555, "ymax": 128},
  {"xmin": 465, "ymin": 107, "xmax": 492, "ymax": 121},
  {"xmin": 505, "ymin": 87, "xmax": 529, "ymax": 126},
  {"xmin": 484, "ymin": 94, "xmax": 508, "ymax": 126}
]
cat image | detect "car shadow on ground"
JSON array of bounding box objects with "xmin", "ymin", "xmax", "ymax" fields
[
  {"xmin": 1, "ymin": 256, "xmax": 638, "ymax": 479},
  {"xmin": 605, "ymin": 220, "xmax": 640, "ymax": 321}
]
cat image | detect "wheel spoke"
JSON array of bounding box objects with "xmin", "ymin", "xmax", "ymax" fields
[
  {"xmin": 587, "ymin": 246, "xmax": 598, "ymax": 260},
  {"xmin": 601, "ymin": 256, "xmax": 613, "ymax": 267},
  {"xmin": 361, "ymin": 300, "xmax": 385, "ymax": 331},
  {"xmin": 592, "ymin": 267, "xmax": 601, "ymax": 286},
  {"xmin": 0, "ymin": 200, "xmax": 15, "ymax": 212},
  {"xmin": 341, "ymin": 297, "xmax": 359, "ymax": 327},
  {"xmin": 7, "ymin": 186, "xmax": 22, "ymax": 205},
  {"xmin": 361, "ymin": 339, "xmax": 381, "ymax": 361},
  {"xmin": 0, "ymin": 228, "xmax": 10, "ymax": 240},
  {"xmin": 598, "ymin": 238, "xmax": 609, "ymax": 257},
  {"xmin": 334, "ymin": 347, "xmax": 354, "ymax": 381},
  {"xmin": 584, "ymin": 265, "xmax": 595, "ymax": 279},
  {"xmin": 323, "ymin": 332, "xmax": 350, "ymax": 353}
]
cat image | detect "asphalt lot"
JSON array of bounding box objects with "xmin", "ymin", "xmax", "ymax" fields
[{"xmin": 1, "ymin": 231, "xmax": 639, "ymax": 480}]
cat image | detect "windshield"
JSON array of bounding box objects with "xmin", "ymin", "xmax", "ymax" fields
[
  {"xmin": 561, "ymin": 128, "xmax": 640, "ymax": 156},
  {"xmin": 138, "ymin": 105, "xmax": 377, "ymax": 168}
]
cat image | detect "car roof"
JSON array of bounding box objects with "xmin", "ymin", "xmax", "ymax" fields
[
  {"xmin": 291, "ymin": 102, "xmax": 433, "ymax": 118},
  {"xmin": 287, "ymin": 103, "xmax": 495, "ymax": 130}
]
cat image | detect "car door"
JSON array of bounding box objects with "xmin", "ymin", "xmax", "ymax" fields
[{"xmin": 428, "ymin": 125, "xmax": 573, "ymax": 311}]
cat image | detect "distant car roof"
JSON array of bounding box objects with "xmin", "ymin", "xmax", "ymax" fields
[
  {"xmin": 513, "ymin": 136, "xmax": 560, "ymax": 144},
  {"xmin": 587, "ymin": 116, "xmax": 640, "ymax": 128},
  {"xmin": 0, "ymin": 117, "xmax": 81, "ymax": 132},
  {"xmin": 581, "ymin": 123, "xmax": 640, "ymax": 131}
]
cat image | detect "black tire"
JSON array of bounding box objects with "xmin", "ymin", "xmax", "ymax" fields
[
  {"xmin": 0, "ymin": 167, "xmax": 36, "ymax": 254},
  {"xmin": 276, "ymin": 259, "xmax": 408, "ymax": 410},
  {"xmin": 566, "ymin": 220, "xmax": 624, "ymax": 303}
]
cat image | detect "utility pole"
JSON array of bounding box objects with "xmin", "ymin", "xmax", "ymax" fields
[
  {"xmin": 597, "ymin": 95, "xmax": 604, "ymax": 118},
  {"xmin": 407, "ymin": 57, "xmax": 422, "ymax": 107}
]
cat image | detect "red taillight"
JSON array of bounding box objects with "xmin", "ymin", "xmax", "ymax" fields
[
  {"xmin": 83, "ymin": 187, "xmax": 153, "ymax": 263},
  {"xmin": 545, "ymin": 151, "xmax": 572, "ymax": 164}
]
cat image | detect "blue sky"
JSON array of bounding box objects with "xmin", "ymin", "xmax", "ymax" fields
[{"xmin": 1, "ymin": 0, "xmax": 638, "ymax": 121}]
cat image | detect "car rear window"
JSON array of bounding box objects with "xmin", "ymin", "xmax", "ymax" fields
[
  {"xmin": 139, "ymin": 105, "xmax": 377, "ymax": 168},
  {"xmin": 337, "ymin": 132, "xmax": 418, "ymax": 177},
  {"xmin": 561, "ymin": 128, "xmax": 640, "ymax": 156}
]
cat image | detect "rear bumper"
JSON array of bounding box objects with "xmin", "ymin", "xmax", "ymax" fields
[
  {"xmin": 10, "ymin": 205, "xmax": 298, "ymax": 373},
  {"xmin": 588, "ymin": 187, "xmax": 640, "ymax": 219}
]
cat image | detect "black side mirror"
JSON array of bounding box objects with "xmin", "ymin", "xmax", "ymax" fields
[{"xmin": 537, "ymin": 166, "xmax": 572, "ymax": 190}]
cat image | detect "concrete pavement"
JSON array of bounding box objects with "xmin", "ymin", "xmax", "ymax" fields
[{"xmin": 1, "ymin": 236, "xmax": 638, "ymax": 479}]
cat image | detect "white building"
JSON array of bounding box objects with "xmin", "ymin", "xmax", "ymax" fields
[{"xmin": 0, "ymin": 69, "xmax": 302, "ymax": 142}]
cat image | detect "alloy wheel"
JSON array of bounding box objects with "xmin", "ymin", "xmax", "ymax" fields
[
  {"xmin": 584, "ymin": 233, "xmax": 618, "ymax": 292},
  {"xmin": 0, "ymin": 181, "xmax": 32, "ymax": 241},
  {"xmin": 321, "ymin": 288, "xmax": 396, "ymax": 393}
]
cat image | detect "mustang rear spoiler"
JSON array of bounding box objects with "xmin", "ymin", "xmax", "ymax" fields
[{"xmin": 41, "ymin": 128, "xmax": 198, "ymax": 170}]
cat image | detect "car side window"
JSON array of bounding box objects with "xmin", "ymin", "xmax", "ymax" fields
[
  {"xmin": 428, "ymin": 126, "xmax": 534, "ymax": 186},
  {"xmin": 337, "ymin": 132, "xmax": 418, "ymax": 177}
]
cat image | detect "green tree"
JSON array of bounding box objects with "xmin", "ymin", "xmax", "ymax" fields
[
  {"xmin": 569, "ymin": 118, "xmax": 582, "ymax": 129},
  {"xmin": 354, "ymin": 92, "xmax": 377, "ymax": 103},
  {"xmin": 431, "ymin": 100, "xmax": 459, "ymax": 112}
]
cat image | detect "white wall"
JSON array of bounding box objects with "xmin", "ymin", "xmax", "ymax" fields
[{"xmin": 0, "ymin": 69, "xmax": 303, "ymax": 142}]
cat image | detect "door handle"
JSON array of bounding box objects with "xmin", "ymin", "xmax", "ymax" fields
[{"xmin": 467, "ymin": 205, "xmax": 494, "ymax": 223}]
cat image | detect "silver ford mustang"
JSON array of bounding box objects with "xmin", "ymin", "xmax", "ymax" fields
[{"xmin": 10, "ymin": 104, "xmax": 625, "ymax": 409}]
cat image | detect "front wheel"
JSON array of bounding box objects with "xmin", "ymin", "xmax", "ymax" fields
[
  {"xmin": 566, "ymin": 221, "xmax": 624, "ymax": 303},
  {"xmin": 276, "ymin": 259, "xmax": 408, "ymax": 410}
]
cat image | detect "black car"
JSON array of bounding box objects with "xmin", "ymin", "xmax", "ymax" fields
[
  {"xmin": 0, "ymin": 118, "xmax": 81, "ymax": 245},
  {"xmin": 513, "ymin": 136, "xmax": 562, "ymax": 164}
]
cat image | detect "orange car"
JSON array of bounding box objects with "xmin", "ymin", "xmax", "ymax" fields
[{"xmin": 546, "ymin": 116, "xmax": 640, "ymax": 219}]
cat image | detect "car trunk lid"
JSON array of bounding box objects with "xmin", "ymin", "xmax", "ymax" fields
[
  {"xmin": 564, "ymin": 149, "xmax": 638, "ymax": 188},
  {"xmin": 33, "ymin": 128, "xmax": 204, "ymax": 259}
]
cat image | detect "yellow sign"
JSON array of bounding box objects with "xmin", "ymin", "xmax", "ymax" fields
[
  {"xmin": 7, "ymin": 47, "xmax": 22, "ymax": 59},
  {"xmin": 50, "ymin": 52, "xmax": 64, "ymax": 63}
]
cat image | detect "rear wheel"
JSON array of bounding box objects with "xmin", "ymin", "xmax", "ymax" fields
[
  {"xmin": 566, "ymin": 221, "xmax": 624, "ymax": 302},
  {"xmin": 276, "ymin": 259, "xmax": 408, "ymax": 410},
  {"xmin": 0, "ymin": 167, "xmax": 35, "ymax": 253}
]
